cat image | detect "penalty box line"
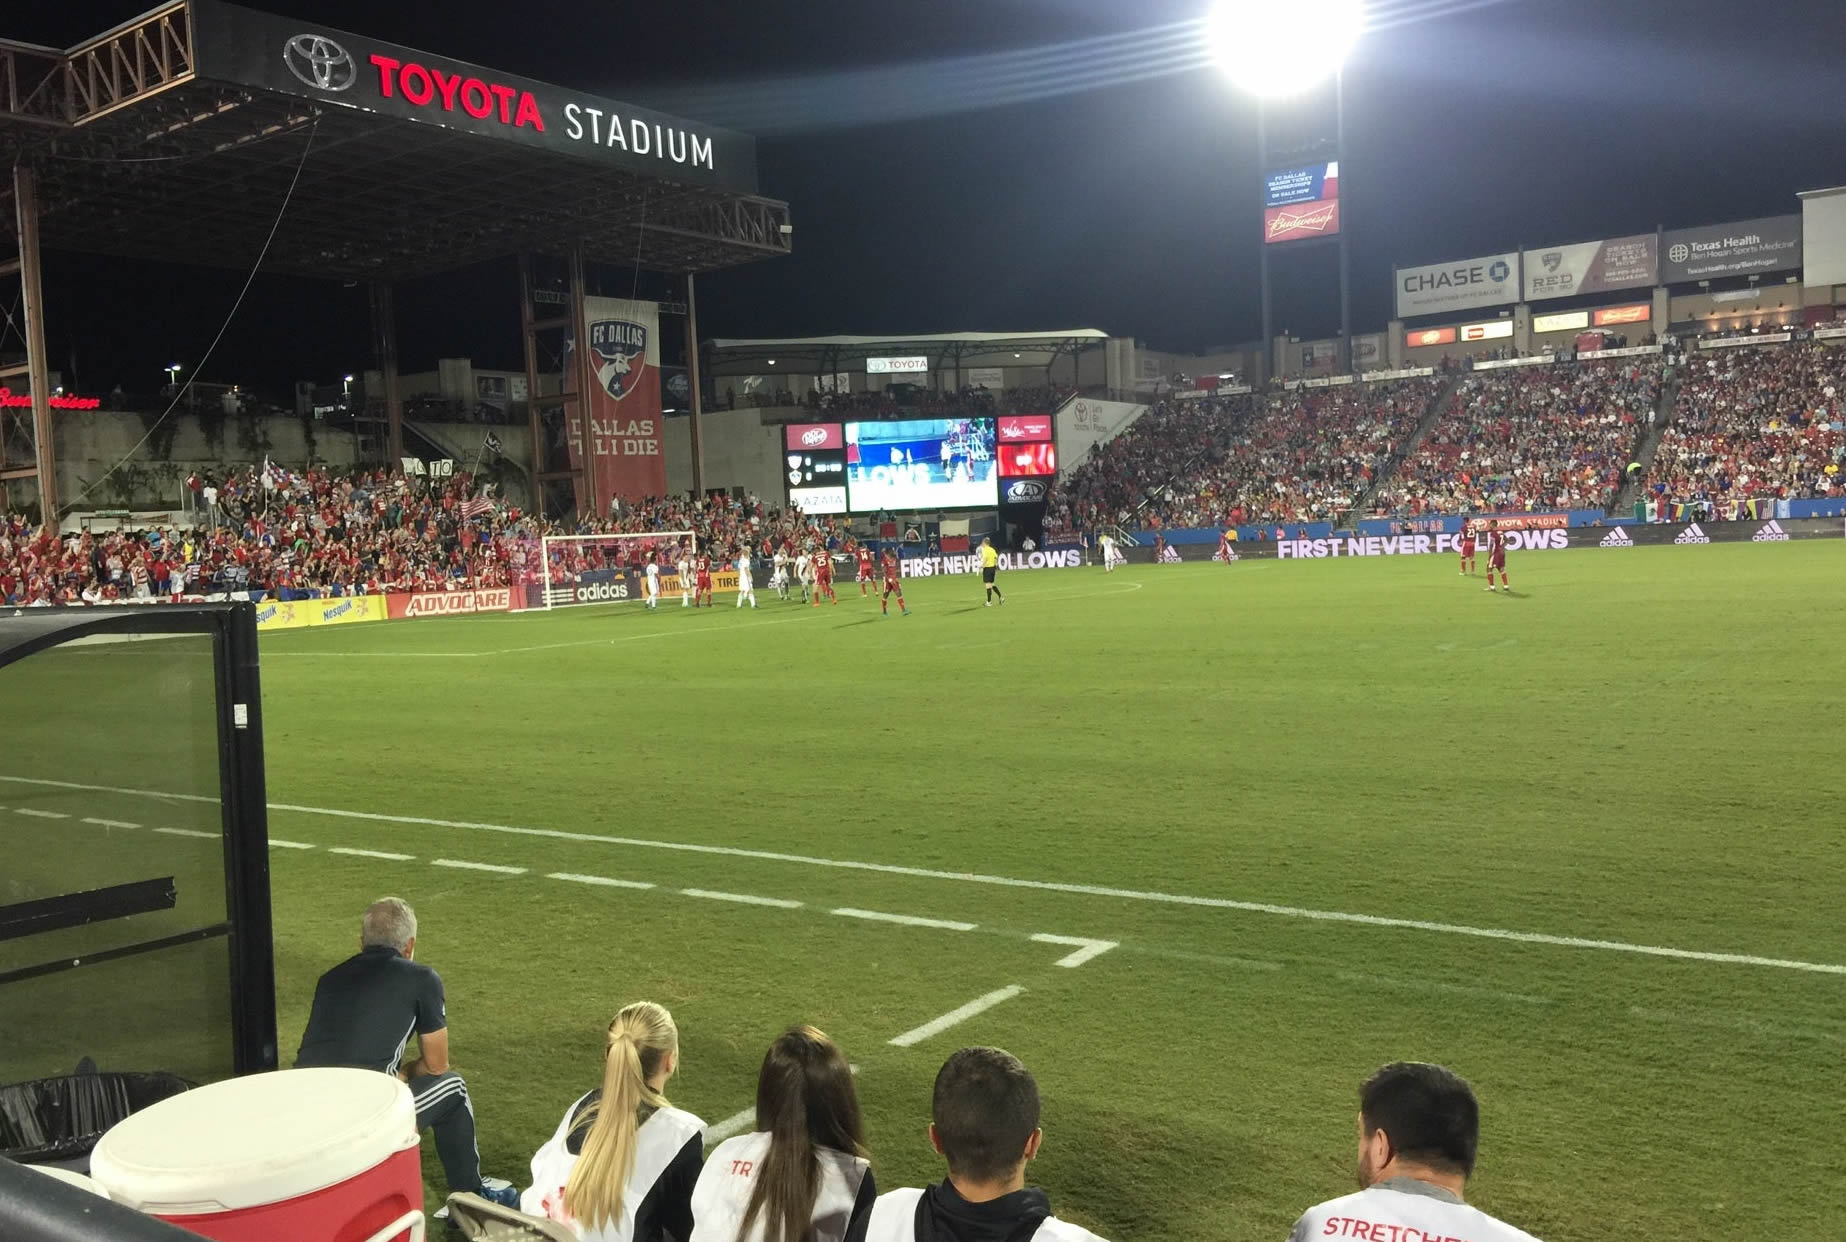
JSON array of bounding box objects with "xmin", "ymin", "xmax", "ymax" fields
[{"xmin": 3, "ymin": 773, "xmax": 1844, "ymax": 977}]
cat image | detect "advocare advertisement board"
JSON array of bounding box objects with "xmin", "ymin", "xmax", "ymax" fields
[
  {"xmin": 190, "ymin": 0, "xmax": 757, "ymax": 192},
  {"xmin": 1396, "ymin": 253, "xmax": 1520, "ymax": 319}
]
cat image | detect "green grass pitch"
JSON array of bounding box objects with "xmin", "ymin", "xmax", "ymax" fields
[{"xmin": 6, "ymin": 542, "xmax": 1842, "ymax": 1240}]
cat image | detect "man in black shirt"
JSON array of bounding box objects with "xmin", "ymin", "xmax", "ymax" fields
[{"xmin": 297, "ymin": 898, "xmax": 516, "ymax": 1206}]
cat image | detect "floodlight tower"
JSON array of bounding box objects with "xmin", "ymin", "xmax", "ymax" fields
[{"xmin": 1206, "ymin": 0, "xmax": 1364, "ymax": 380}]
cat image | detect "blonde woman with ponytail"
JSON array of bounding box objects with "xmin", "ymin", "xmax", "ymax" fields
[
  {"xmin": 524, "ymin": 1002, "xmax": 706, "ymax": 1242},
  {"xmin": 691, "ymin": 1026, "xmax": 874, "ymax": 1242}
]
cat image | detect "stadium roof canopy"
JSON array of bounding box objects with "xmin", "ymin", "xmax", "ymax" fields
[
  {"xmin": 0, "ymin": 0, "xmax": 793, "ymax": 281},
  {"xmin": 707, "ymin": 329, "xmax": 1109, "ymax": 373}
]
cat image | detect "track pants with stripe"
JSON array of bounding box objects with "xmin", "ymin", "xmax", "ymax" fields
[{"xmin": 410, "ymin": 1071, "xmax": 482, "ymax": 1192}]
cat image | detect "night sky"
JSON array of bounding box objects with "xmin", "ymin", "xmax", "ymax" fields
[{"xmin": 16, "ymin": 0, "xmax": 1846, "ymax": 395}]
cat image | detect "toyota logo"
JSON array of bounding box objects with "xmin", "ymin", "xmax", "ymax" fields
[
  {"xmin": 284, "ymin": 34, "xmax": 356, "ymax": 91},
  {"xmin": 1668, "ymin": 243, "xmax": 1690, "ymax": 264}
]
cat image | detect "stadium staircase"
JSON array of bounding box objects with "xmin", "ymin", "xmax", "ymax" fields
[
  {"xmin": 1348, "ymin": 373, "xmax": 1462, "ymax": 519},
  {"xmin": 403, "ymin": 419, "xmax": 533, "ymax": 507},
  {"xmin": 1607, "ymin": 371, "xmax": 1681, "ymax": 515}
]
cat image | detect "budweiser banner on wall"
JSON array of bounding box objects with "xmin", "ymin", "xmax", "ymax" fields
[{"xmin": 566, "ymin": 297, "xmax": 667, "ymax": 512}]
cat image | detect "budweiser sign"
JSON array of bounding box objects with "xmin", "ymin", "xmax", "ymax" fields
[{"xmin": 1265, "ymin": 200, "xmax": 1340, "ymax": 244}]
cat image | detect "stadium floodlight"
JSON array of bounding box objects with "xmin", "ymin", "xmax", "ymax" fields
[{"xmin": 1204, "ymin": 0, "xmax": 1364, "ymax": 97}]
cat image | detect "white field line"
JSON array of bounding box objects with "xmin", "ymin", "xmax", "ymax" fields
[
  {"xmin": 549, "ymin": 872, "xmax": 654, "ymax": 890},
  {"xmin": 152, "ymin": 827, "xmax": 217, "ymax": 839},
  {"xmin": 82, "ymin": 817, "xmax": 140, "ymax": 829},
  {"xmin": 4, "ymin": 772, "xmax": 1844, "ymax": 977},
  {"xmin": 329, "ymin": 846, "xmax": 415, "ymax": 861},
  {"xmin": 832, "ymin": 908, "xmax": 976, "ymax": 931},
  {"xmin": 889, "ymin": 985, "xmax": 1025, "ymax": 1048},
  {"xmin": 262, "ymin": 613, "xmax": 813, "ymax": 659},
  {"xmin": 703, "ymin": 1108, "xmax": 757, "ymax": 1143},
  {"xmin": 1030, "ymin": 933, "xmax": 1119, "ymax": 968},
  {"xmin": 14, "ymin": 808, "xmax": 68, "ymax": 819},
  {"xmin": 681, "ymin": 888, "xmax": 802, "ymax": 909},
  {"xmin": 432, "ymin": 858, "xmax": 527, "ymax": 875},
  {"xmin": 268, "ymin": 839, "xmax": 317, "ymax": 850}
]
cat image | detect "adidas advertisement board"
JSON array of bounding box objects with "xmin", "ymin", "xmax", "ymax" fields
[
  {"xmin": 1564, "ymin": 519, "xmax": 1840, "ymax": 549},
  {"xmin": 1598, "ymin": 528, "xmax": 1634, "ymax": 548},
  {"xmin": 1751, "ymin": 520, "xmax": 1791, "ymax": 542},
  {"xmin": 1673, "ymin": 524, "xmax": 1712, "ymax": 545}
]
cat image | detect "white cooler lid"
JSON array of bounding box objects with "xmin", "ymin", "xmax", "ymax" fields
[
  {"xmin": 91, "ymin": 1068, "xmax": 418, "ymax": 1214},
  {"xmin": 29, "ymin": 1165, "xmax": 112, "ymax": 1199}
]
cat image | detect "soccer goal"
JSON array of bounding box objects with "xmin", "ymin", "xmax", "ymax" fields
[{"xmin": 539, "ymin": 530, "xmax": 696, "ymax": 609}]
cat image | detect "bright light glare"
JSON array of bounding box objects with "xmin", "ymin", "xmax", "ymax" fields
[{"xmin": 1205, "ymin": 0, "xmax": 1364, "ymax": 97}]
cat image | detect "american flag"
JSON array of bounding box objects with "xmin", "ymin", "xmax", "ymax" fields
[{"xmin": 459, "ymin": 497, "xmax": 495, "ymax": 520}]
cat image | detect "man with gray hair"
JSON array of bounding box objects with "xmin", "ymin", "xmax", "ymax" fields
[{"xmin": 297, "ymin": 898, "xmax": 517, "ymax": 1207}]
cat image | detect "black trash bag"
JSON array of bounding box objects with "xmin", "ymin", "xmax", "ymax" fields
[{"xmin": 0, "ymin": 1071, "xmax": 192, "ymax": 1163}]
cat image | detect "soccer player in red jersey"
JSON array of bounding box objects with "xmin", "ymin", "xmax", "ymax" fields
[
  {"xmin": 810, "ymin": 548, "xmax": 837, "ymax": 606},
  {"xmin": 1458, "ymin": 521, "xmax": 1477, "ymax": 576},
  {"xmin": 695, "ymin": 553, "xmax": 713, "ymax": 607},
  {"xmin": 1484, "ymin": 528, "xmax": 1509, "ymax": 593},
  {"xmin": 879, "ymin": 549, "xmax": 909, "ymax": 616},
  {"xmin": 855, "ymin": 543, "xmax": 875, "ymax": 595}
]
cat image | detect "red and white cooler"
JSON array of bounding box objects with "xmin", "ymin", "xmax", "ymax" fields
[{"xmin": 90, "ymin": 1067, "xmax": 424, "ymax": 1242}]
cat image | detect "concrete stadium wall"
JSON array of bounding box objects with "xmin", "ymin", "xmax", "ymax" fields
[
  {"xmin": 48, "ymin": 410, "xmax": 361, "ymax": 509},
  {"xmin": 663, "ymin": 408, "xmax": 784, "ymax": 500}
]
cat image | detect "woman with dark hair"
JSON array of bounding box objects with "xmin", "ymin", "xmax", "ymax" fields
[{"xmin": 692, "ymin": 1026, "xmax": 874, "ymax": 1242}]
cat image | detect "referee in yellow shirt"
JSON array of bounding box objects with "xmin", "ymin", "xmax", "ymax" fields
[{"xmin": 981, "ymin": 536, "xmax": 1005, "ymax": 607}]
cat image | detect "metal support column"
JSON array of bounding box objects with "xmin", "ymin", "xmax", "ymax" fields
[
  {"xmin": 371, "ymin": 282, "xmax": 403, "ymax": 467},
  {"xmin": 567, "ymin": 246, "xmax": 598, "ymax": 518},
  {"xmin": 1257, "ymin": 103, "xmax": 1273, "ymax": 387},
  {"xmin": 1336, "ymin": 69, "xmax": 1352, "ymax": 374},
  {"xmin": 518, "ymin": 254, "xmax": 547, "ymax": 515},
  {"xmin": 13, "ymin": 165, "xmax": 57, "ymax": 517},
  {"xmin": 684, "ymin": 272, "xmax": 705, "ymax": 497}
]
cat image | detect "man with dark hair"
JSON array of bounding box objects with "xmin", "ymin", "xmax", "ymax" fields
[
  {"xmin": 1285, "ymin": 1062, "xmax": 1543, "ymax": 1242},
  {"xmin": 860, "ymin": 1047, "xmax": 1106, "ymax": 1242}
]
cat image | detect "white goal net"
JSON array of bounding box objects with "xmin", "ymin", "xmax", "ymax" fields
[{"xmin": 539, "ymin": 531, "xmax": 696, "ymax": 609}]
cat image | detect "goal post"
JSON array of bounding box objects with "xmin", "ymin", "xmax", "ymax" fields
[{"xmin": 539, "ymin": 530, "xmax": 696, "ymax": 609}]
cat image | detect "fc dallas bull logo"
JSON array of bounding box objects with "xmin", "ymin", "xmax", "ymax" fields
[{"xmin": 589, "ymin": 320, "xmax": 647, "ymax": 401}]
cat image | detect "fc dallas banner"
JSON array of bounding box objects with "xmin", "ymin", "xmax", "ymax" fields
[{"xmin": 567, "ymin": 296, "xmax": 667, "ymax": 513}]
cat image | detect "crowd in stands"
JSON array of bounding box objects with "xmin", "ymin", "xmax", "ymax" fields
[
  {"xmin": 0, "ymin": 462, "xmax": 847, "ymax": 606},
  {"xmin": 1046, "ymin": 395, "xmax": 1255, "ymax": 535},
  {"xmin": 287, "ymin": 897, "xmax": 1543, "ymax": 1242},
  {"xmin": 1185, "ymin": 379, "xmax": 1441, "ymax": 526},
  {"xmin": 1374, "ymin": 359, "xmax": 1660, "ymax": 516},
  {"xmin": 1646, "ymin": 342, "xmax": 1846, "ymax": 510},
  {"xmin": 1049, "ymin": 379, "xmax": 1439, "ymax": 532}
]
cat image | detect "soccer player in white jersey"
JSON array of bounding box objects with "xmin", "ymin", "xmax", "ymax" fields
[
  {"xmin": 644, "ymin": 558, "xmax": 661, "ymax": 610},
  {"xmin": 735, "ymin": 548, "xmax": 757, "ymax": 608},
  {"xmin": 1285, "ymin": 1062, "xmax": 1544, "ymax": 1242},
  {"xmin": 863, "ymin": 1046, "xmax": 1107, "ymax": 1242},
  {"xmin": 795, "ymin": 546, "xmax": 814, "ymax": 604},
  {"xmin": 1098, "ymin": 533, "xmax": 1117, "ymax": 572},
  {"xmin": 771, "ymin": 549, "xmax": 790, "ymax": 600},
  {"xmin": 677, "ymin": 549, "xmax": 694, "ymax": 608}
]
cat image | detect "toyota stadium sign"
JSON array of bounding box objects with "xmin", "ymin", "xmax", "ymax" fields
[
  {"xmin": 1660, "ymin": 215, "xmax": 1802, "ymax": 283},
  {"xmin": 189, "ymin": 0, "xmax": 757, "ymax": 192},
  {"xmin": 1395, "ymin": 253, "xmax": 1520, "ymax": 319}
]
